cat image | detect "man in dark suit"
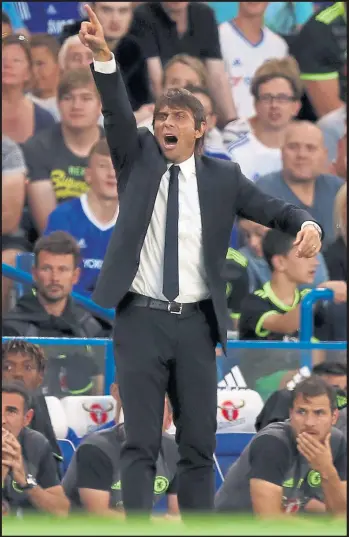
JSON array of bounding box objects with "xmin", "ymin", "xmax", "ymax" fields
[{"xmin": 79, "ymin": 4, "xmax": 323, "ymax": 516}]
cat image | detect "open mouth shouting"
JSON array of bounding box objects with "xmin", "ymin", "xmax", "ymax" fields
[{"xmin": 163, "ymin": 134, "xmax": 178, "ymax": 150}]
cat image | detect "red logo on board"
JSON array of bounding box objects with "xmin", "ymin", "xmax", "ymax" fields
[
  {"xmin": 82, "ymin": 402, "xmax": 113, "ymax": 425},
  {"xmin": 219, "ymin": 399, "xmax": 245, "ymax": 421}
]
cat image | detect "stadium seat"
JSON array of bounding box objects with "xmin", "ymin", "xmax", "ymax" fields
[
  {"xmin": 15, "ymin": 252, "xmax": 34, "ymax": 298},
  {"xmin": 216, "ymin": 388, "xmax": 264, "ymax": 433},
  {"xmin": 45, "ymin": 396, "xmax": 68, "ymax": 439},
  {"xmin": 215, "ymin": 432, "xmax": 254, "ymax": 490},
  {"xmin": 57, "ymin": 438, "xmax": 76, "ymax": 475},
  {"xmin": 61, "ymin": 395, "xmax": 116, "ymax": 438},
  {"xmin": 163, "ymin": 386, "xmax": 262, "ymax": 437}
]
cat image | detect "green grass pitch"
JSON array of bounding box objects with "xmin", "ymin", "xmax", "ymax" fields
[{"xmin": 2, "ymin": 514, "xmax": 346, "ymax": 536}]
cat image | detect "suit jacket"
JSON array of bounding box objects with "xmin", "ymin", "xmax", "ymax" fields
[{"xmin": 90, "ymin": 63, "xmax": 320, "ymax": 350}]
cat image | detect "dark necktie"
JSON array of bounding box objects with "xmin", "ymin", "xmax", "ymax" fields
[{"xmin": 163, "ymin": 165, "xmax": 180, "ymax": 301}]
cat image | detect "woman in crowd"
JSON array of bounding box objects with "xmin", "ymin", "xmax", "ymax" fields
[
  {"xmin": 2, "ymin": 34, "xmax": 55, "ymax": 144},
  {"xmin": 137, "ymin": 53, "xmax": 208, "ymax": 128}
]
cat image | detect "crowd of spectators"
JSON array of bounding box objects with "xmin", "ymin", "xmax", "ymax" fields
[{"xmin": 1, "ymin": 0, "xmax": 347, "ymax": 520}]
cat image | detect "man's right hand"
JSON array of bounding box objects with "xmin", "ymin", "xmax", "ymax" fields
[{"xmin": 79, "ymin": 4, "xmax": 112, "ymax": 62}]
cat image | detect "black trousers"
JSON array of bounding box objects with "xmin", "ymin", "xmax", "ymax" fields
[{"xmin": 113, "ymin": 294, "xmax": 218, "ymax": 514}]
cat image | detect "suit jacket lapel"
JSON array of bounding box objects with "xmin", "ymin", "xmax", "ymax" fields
[{"xmin": 136, "ymin": 139, "xmax": 167, "ymax": 221}]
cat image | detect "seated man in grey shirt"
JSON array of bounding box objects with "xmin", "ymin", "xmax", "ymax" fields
[
  {"xmin": 2, "ymin": 382, "xmax": 69, "ymax": 517},
  {"xmin": 62, "ymin": 396, "xmax": 180, "ymax": 517},
  {"xmin": 214, "ymin": 376, "xmax": 347, "ymax": 516},
  {"xmin": 255, "ymin": 121, "xmax": 344, "ymax": 248}
]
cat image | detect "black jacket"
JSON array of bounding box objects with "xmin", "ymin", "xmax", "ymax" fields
[
  {"xmin": 2, "ymin": 293, "xmax": 105, "ymax": 339},
  {"xmin": 60, "ymin": 21, "xmax": 151, "ymax": 110},
  {"xmin": 90, "ymin": 63, "xmax": 320, "ymax": 350}
]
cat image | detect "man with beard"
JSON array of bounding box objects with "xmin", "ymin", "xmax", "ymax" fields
[
  {"xmin": 2, "ymin": 231, "xmax": 105, "ymax": 398},
  {"xmin": 215, "ymin": 376, "xmax": 347, "ymax": 515}
]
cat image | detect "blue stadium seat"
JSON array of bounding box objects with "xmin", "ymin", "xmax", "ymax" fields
[
  {"xmin": 15, "ymin": 252, "xmax": 34, "ymax": 298},
  {"xmin": 215, "ymin": 432, "xmax": 254, "ymax": 489},
  {"xmin": 57, "ymin": 438, "xmax": 76, "ymax": 475}
]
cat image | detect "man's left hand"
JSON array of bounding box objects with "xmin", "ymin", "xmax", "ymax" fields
[
  {"xmin": 296, "ymin": 432, "xmax": 333, "ymax": 476},
  {"xmin": 294, "ymin": 227, "xmax": 321, "ymax": 258},
  {"xmin": 2, "ymin": 433, "xmax": 27, "ymax": 488}
]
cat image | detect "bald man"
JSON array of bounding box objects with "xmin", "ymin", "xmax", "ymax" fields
[{"xmin": 255, "ymin": 121, "xmax": 344, "ymax": 246}]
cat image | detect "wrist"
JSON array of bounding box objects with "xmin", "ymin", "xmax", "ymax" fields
[
  {"xmin": 15, "ymin": 475, "xmax": 28, "ymax": 488},
  {"xmin": 301, "ymin": 221, "xmax": 322, "ymax": 238},
  {"xmin": 320, "ymin": 464, "xmax": 337, "ymax": 481},
  {"xmin": 93, "ymin": 47, "xmax": 113, "ymax": 62}
]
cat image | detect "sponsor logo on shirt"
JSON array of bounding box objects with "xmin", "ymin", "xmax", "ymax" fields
[
  {"xmin": 282, "ymin": 477, "xmax": 304, "ymax": 489},
  {"xmin": 111, "ymin": 477, "xmax": 169, "ymax": 494},
  {"xmin": 83, "ymin": 259, "xmax": 103, "ymax": 270},
  {"xmin": 307, "ymin": 470, "xmax": 321, "ymax": 488},
  {"xmin": 283, "ymin": 478, "xmax": 294, "ymax": 488},
  {"xmin": 154, "ymin": 476, "xmax": 169, "ymax": 494},
  {"xmin": 229, "ymin": 75, "xmax": 252, "ymax": 87}
]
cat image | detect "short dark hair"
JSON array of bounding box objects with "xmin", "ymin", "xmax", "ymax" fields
[
  {"xmin": 2, "ymin": 11, "xmax": 11, "ymax": 25},
  {"xmin": 58, "ymin": 67, "xmax": 99, "ymax": 101},
  {"xmin": 262, "ymin": 229, "xmax": 294, "ymax": 271},
  {"xmin": 2, "ymin": 339, "xmax": 46, "ymax": 373},
  {"xmin": 34, "ymin": 231, "xmax": 81, "ymax": 268},
  {"xmin": 184, "ymin": 84, "xmax": 216, "ymax": 115},
  {"xmin": 153, "ymin": 88, "xmax": 206, "ymax": 154},
  {"xmin": 30, "ymin": 33, "xmax": 60, "ymax": 62},
  {"xmin": 313, "ymin": 362, "xmax": 347, "ymax": 377},
  {"xmin": 2, "ymin": 34, "xmax": 32, "ymax": 68},
  {"xmin": 2, "ymin": 381, "xmax": 33, "ymax": 412},
  {"xmin": 291, "ymin": 375, "xmax": 338, "ymax": 412}
]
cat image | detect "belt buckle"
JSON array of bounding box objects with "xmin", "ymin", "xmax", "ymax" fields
[{"xmin": 167, "ymin": 301, "xmax": 182, "ymax": 314}]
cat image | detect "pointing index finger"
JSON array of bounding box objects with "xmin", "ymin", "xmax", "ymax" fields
[{"xmin": 85, "ymin": 4, "xmax": 99, "ymax": 25}]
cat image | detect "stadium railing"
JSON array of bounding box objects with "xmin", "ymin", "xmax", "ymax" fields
[{"xmin": 2, "ymin": 263, "xmax": 347, "ymax": 487}]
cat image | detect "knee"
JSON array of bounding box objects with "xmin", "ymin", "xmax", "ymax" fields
[{"xmin": 177, "ymin": 426, "xmax": 216, "ymax": 464}]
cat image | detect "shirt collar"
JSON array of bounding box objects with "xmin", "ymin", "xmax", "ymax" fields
[{"xmin": 167, "ymin": 153, "xmax": 196, "ymax": 181}]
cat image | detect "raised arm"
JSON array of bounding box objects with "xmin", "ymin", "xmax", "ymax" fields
[
  {"xmin": 235, "ymin": 166, "xmax": 322, "ymax": 258},
  {"xmin": 79, "ymin": 4, "xmax": 138, "ymax": 175}
]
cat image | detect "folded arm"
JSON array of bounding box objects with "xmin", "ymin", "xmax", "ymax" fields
[{"xmin": 26, "ymin": 484, "xmax": 70, "ymax": 516}]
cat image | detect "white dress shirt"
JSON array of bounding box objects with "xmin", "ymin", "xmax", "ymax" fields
[
  {"xmin": 94, "ymin": 55, "xmax": 210, "ymax": 303},
  {"xmin": 93, "ymin": 56, "xmax": 321, "ymax": 303}
]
